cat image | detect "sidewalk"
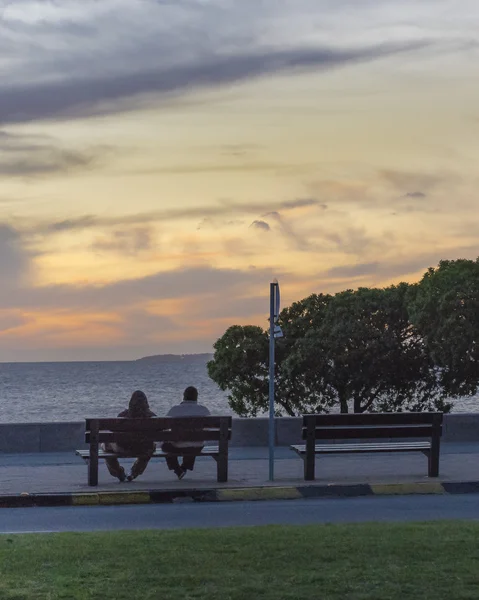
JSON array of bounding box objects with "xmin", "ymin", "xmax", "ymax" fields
[{"xmin": 1, "ymin": 443, "xmax": 478, "ymax": 506}]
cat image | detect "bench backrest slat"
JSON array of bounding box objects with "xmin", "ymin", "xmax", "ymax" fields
[
  {"xmin": 305, "ymin": 413, "xmax": 442, "ymax": 427},
  {"xmin": 85, "ymin": 416, "xmax": 232, "ymax": 444},
  {"xmin": 86, "ymin": 416, "xmax": 230, "ymax": 431},
  {"xmin": 86, "ymin": 430, "xmax": 231, "ymax": 444},
  {"xmin": 302, "ymin": 413, "xmax": 442, "ymax": 441}
]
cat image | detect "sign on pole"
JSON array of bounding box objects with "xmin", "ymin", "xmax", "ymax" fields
[{"xmin": 269, "ymin": 279, "xmax": 282, "ymax": 481}]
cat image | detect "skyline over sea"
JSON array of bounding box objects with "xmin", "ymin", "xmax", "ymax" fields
[{"xmin": 0, "ymin": 358, "xmax": 477, "ymax": 424}]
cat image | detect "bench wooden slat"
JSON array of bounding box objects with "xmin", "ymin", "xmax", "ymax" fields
[
  {"xmin": 76, "ymin": 446, "xmax": 220, "ymax": 460},
  {"xmin": 85, "ymin": 416, "xmax": 231, "ymax": 431},
  {"xmin": 291, "ymin": 442, "xmax": 430, "ymax": 455},
  {"xmin": 304, "ymin": 413, "xmax": 443, "ymax": 427},
  {"xmin": 86, "ymin": 430, "xmax": 231, "ymax": 444},
  {"xmin": 303, "ymin": 425, "xmax": 439, "ymax": 440}
]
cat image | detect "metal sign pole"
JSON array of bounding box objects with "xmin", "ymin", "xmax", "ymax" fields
[{"xmin": 268, "ymin": 282, "xmax": 276, "ymax": 481}]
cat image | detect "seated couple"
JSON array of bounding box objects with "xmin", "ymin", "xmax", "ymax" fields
[{"xmin": 103, "ymin": 386, "xmax": 210, "ymax": 482}]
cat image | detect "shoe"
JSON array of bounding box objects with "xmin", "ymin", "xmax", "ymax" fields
[
  {"xmin": 126, "ymin": 471, "xmax": 135, "ymax": 482},
  {"xmin": 175, "ymin": 467, "xmax": 186, "ymax": 480},
  {"xmin": 118, "ymin": 468, "xmax": 126, "ymax": 483}
]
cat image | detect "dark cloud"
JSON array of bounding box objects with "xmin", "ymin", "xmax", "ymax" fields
[
  {"xmin": 250, "ymin": 220, "xmax": 271, "ymax": 231},
  {"xmin": 0, "ymin": 42, "xmax": 428, "ymax": 124},
  {"xmin": 281, "ymin": 198, "xmax": 327, "ymax": 210},
  {"xmin": 0, "ymin": 130, "xmax": 104, "ymax": 177},
  {"xmin": 404, "ymin": 191, "xmax": 427, "ymax": 198}
]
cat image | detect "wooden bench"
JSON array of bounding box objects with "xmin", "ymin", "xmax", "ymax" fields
[
  {"xmin": 76, "ymin": 416, "xmax": 232, "ymax": 486},
  {"xmin": 290, "ymin": 412, "xmax": 443, "ymax": 481}
]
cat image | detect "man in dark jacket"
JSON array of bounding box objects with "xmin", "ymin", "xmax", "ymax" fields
[{"xmin": 103, "ymin": 390, "xmax": 156, "ymax": 482}]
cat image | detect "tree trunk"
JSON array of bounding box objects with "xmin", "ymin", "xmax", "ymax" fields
[
  {"xmin": 353, "ymin": 396, "xmax": 363, "ymax": 413},
  {"xmin": 339, "ymin": 394, "xmax": 349, "ymax": 413},
  {"xmin": 277, "ymin": 399, "xmax": 296, "ymax": 417}
]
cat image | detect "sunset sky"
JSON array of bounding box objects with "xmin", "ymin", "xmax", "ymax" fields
[{"xmin": 0, "ymin": 0, "xmax": 478, "ymax": 361}]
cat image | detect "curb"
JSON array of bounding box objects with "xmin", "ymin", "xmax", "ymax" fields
[{"xmin": 1, "ymin": 480, "xmax": 479, "ymax": 508}]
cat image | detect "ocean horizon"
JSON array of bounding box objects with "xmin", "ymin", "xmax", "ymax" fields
[{"xmin": 0, "ymin": 357, "xmax": 477, "ymax": 423}]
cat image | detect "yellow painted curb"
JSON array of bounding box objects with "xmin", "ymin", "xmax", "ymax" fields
[
  {"xmin": 370, "ymin": 483, "xmax": 445, "ymax": 495},
  {"xmin": 72, "ymin": 494, "xmax": 100, "ymax": 506},
  {"xmin": 217, "ymin": 487, "xmax": 302, "ymax": 502},
  {"xmin": 98, "ymin": 492, "xmax": 151, "ymax": 505}
]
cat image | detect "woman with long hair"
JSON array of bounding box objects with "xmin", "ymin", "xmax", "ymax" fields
[{"xmin": 103, "ymin": 390, "xmax": 156, "ymax": 482}]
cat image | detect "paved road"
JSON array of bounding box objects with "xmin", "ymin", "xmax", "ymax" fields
[{"xmin": 1, "ymin": 494, "xmax": 479, "ymax": 534}]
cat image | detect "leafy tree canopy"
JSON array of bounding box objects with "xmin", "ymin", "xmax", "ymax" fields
[
  {"xmin": 408, "ymin": 258, "xmax": 479, "ymax": 396},
  {"xmin": 208, "ymin": 259, "xmax": 479, "ymax": 416}
]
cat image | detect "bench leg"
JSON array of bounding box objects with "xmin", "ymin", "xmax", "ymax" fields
[
  {"xmin": 304, "ymin": 453, "xmax": 315, "ymax": 481},
  {"xmin": 88, "ymin": 420, "xmax": 100, "ymax": 486},
  {"xmin": 217, "ymin": 452, "xmax": 228, "ymax": 483},
  {"xmin": 88, "ymin": 448, "xmax": 99, "ymax": 486},
  {"xmin": 428, "ymin": 448, "xmax": 440, "ymax": 477}
]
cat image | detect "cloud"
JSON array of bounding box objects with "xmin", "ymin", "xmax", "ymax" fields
[
  {"xmin": 261, "ymin": 211, "xmax": 312, "ymax": 251},
  {"xmin": 380, "ymin": 169, "xmax": 445, "ymax": 192},
  {"xmin": 48, "ymin": 216, "xmax": 98, "ymax": 233},
  {"xmin": 196, "ymin": 217, "xmax": 244, "ymax": 230},
  {"xmin": 187, "ymin": 294, "xmax": 267, "ymax": 320},
  {"xmin": 325, "ymin": 261, "xmax": 381, "ymax": 278},
  {"xmin": 0, "ymin": 224, "xmax": 31, "ymax": 288},
  {"xmin": 2, "ymin": 265, "xmax": 277, "ymax": 312},
  {"xmin": 0, "ymin": 310, "xmax": 28, "ymax": 333},
  {"xmin": 0, "ymin": 130, "xmax": 104, "ymax": 177},
  {"xmin": 30, "ymin": 198, "xmax": 327, "ymax": 234},
  {"xmin": 250, "ymin": 220, "xmax": 271, "ymax": 232},
  {"xmin": 91, "ymin": 227, "xmax": 155, "ymax": 256},
  {"xmin": 281, "ymin": 198, "xmax": 327, "ymax": 210},
  {"xmin": 323, "ymin": 245, "xmax": 479, "ymax": 283},
  {"xmin": 0, "ymin": 41, "xmax": 430, "ymax": 124},
  {"xmin": 119, "ymin": 309, "xmax": 180, "ymax": 340},
  {"xmin": 404, "ymin": 191, "xmax": 427, "ymax": 199}
]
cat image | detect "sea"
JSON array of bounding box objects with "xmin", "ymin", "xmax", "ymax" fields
[{"xmin": 0, "ymin": 358, "xmax": 477, "ymax": 423}]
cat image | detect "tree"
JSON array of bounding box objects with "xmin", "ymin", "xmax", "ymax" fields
[
  {"xmin": 284, "ymin": 285, "xmax": 451, "ymax": 414},
  {"xmin": 208, "ymin": 284, "xmax": 452, "ymax": 416},
  {"xmin": 207, "ymin": 325, "xmax": 270, "ymax": 417},
  {"xmin": 407, "ymin": 258, "xmax": 479, "ymax": 397}
]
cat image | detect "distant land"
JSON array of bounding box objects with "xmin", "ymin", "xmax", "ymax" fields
[{"xmin": 136, "ymin": 353, "xmax": 213, "ymax": 363}]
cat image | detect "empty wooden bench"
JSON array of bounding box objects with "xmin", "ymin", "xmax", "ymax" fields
[
  {"xmin": 76, "ymin": 416, "xmax": 232, "ymax": 486},
  {"xmin": 290, "ymin": 412, "xmax": 443, "ymax": 481}
]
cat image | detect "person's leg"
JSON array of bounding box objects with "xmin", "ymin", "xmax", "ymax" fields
[
  {"xmin": 128, "ymin": 456, "xmax": 151, "ymax": 480},
  {"xmin": 127, "ymin": 444, "xmax": 156, "ymax": 481},
  {"xmin": 161, "ymin": 443, "xmax": 184, "ymax": 479},
  {"xmin": 181, "ymin": 447, "xmax": 203, "ymax": 472},
  {"xmin": 102, "ymin": 443, "xmax": 126, "ymax": 482}
]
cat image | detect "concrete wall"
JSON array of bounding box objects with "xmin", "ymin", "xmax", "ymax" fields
[{"xmin": 0, "ymin": 413, "xmax": 478, "ymax": 453}]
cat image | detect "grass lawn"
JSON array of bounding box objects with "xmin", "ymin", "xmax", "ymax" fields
[{"xmin": 1, "ymin": 521, "xmax": 479, "ymax": 599}]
